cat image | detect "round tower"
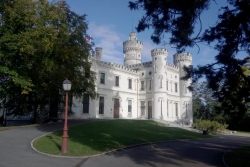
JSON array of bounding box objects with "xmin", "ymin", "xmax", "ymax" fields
[
  {"xmin": 173, "ymin": 52, "xmax": 193, "ymax": 124},
  {"xmin": 123, "ymin": 32, "xmax": 143, "ymax": 66},
  {"xmin": 151, "ymin": 48, "xmax": 168, "ymax": 120},
  {"xmin": 95, "ymin": 47, "xmax": 102, "ymax": 61},
  {"xmin": 173, "ymin": 52, "xmax": 192, "ymax": 96}
]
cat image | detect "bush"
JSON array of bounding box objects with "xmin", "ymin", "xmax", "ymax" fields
[{"xmin": 192, "ymin": 119, "xmax": 228, "ymax": 134}]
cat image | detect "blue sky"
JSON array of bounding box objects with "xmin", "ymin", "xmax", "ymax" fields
[{"xmin": 65, "ymin": 0, "xmax": 228, "ymax": 67}]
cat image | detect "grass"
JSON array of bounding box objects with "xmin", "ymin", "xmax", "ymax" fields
[
  {"xmin": 33, "ymin": 120, "xmax": 212, "ymax": 156},
  {"xmin": 224, "ymin": 146, "xmax": 250, "ymax": 167}
]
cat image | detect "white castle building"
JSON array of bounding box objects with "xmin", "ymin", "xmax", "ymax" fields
[{"xmin": 69, "ymin": 32, "xmax": 193, "ymax": 125}]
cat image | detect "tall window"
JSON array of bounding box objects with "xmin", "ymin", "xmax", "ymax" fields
[
  {"xmin": 83, "ymin": 94, "xmax": 89, "ymax": 113},
  {"xmin": 185, "ymin": 84, "xmax": 188, "ymax": 93},
  {"xmin": 167, "ymin": 101, "xmax": 169, "ymax": 117},
  {"xmin": 99, "ymin": 97, "xmax": 104, "ymax": 114},
  {"xmin": 128, "ymin": 100, "xmax": 132, "ymax": 114},
  {"xmin": 175, "ymin": 103, "xmax": 178, "ymax": 117},
  {"xmin": 141, "ymin": 81, "xmax": 145, "ymax": 90},
  {"xmin": 115, "ymin": 76, "xmax": 119, "ymax": 87},
  {"xmin": 154, "ymin": 65, "xmax": 157, "ymax": 72},
  {"xmin": 85, "ymin": 67, "xmax": 90, "ymax": 78},
  {"xmin": 175, "ymin": 83, "xmax": 178, "ymax": 92},
  {"xmin": 149, "ymin": 80, "xmax": 152, "ymax": 90},
  {"xmin": 185, "ymin": 103, "xmax": 188, "ymax": 118},
  {"xmin": 166, "ymin": 81, "xmax": 168, "ymax": 90},
  {"xmin": 160, "ymin": 78, "xmax": 163, "ymax": 88},
  {"xmin": 128, "ymin": 79, "xmax": 132, "ymax": 89},
  {"xmin": 141, "ymin": 101, "xmax": 145, "ymax": 116},
  {"xmin": 100, "ymin": 73, "xmax": 105, "ymax": 84}
]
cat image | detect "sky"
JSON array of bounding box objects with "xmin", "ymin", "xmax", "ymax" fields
[{"xmin": 65, "ymin": 0, "xmax": 229, "ymax": 67}]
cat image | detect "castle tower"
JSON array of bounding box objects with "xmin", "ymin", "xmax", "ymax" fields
[
  {"xmin": 173, "ymin": 52, "xmax": 193, "ymax": 124},
  {"xmin": 95, "ymin": 47, "xmax": 102, "ymax": 61},
  {"xmin": 151, "ymin": 48, "xmax": 168, "ymax": 120},
  {"xmin": 123, "ymin": 32, "xmax": 143, "ymax": 66}
]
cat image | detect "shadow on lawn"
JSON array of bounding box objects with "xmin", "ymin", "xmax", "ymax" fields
[{"xmin": 33, "ymin": 119, "xmax": 250, "ymax": 167}]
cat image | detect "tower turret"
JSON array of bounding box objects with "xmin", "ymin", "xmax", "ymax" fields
[
  {"xmin": 173, "ymin": 52, "xmax": 193, "ymax": 124},
  {"xmin": 95, "ymin": 47, "xmax": 102, "ymax": 61},
  {"xmin": 173, "ymin": 52, "xmax": 192, "ymax": 96},
  {"xmin": 151, "ymin": 48, "xmax": 168, "ymax": 120},
  {"xmin": 123, "ymin": 32, "xmax": 143, "ymax": 66}
]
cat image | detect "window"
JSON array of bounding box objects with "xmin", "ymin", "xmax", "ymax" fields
[
  {"xmin": 167, "ymin": 101, "xmax": 169, "ymax": 117},
  {"xmin": 175, "ymin": 103, "xmax": 178, "ymax": 117},
  {"xmin": 99, "ymin": 97, "xmax": 104, "ymax": 114},
  {"xmin": 128, "ymin": 100, "xmax": 132, "ymax": 114},
  {"xmin": 141, "ymin": 101, "xmax": 145, "ymax": 116},
  {"xmin": 83, "ymin": 94, "xmax": 89, "ymax": 113},
  {"xmin": 160, "ymin": 78, "xmax": 163, "ymax": 88},
  {"xmin": 185, "ymin": 103, "xmax": 188, "ymax": 118},
  {"xmin": 85, "ymin": 67, "xmax": 90, "ymax": 78},
  {"xmin": 166, "ymin": 81, "xmax": 168, "ymax": 90},
  {"xmin": 185, "ymin": 84, "xmax": 188, "ymax": 93},
  {"xmin": 149, "ymin": 80, "xmax": 152, "ymax": 90},
  {"xmin": 154, "ymin": 65, "xmax": 157, "ymax": 72},
  {"xmin": 141, "ymin": 81, "xmax": 145, "ymax": 90},
  {"xmin": 100, "ymin": 73, "xmax": 105, "ymax": 84},
  {"xmin": 115, "ymin": 76, "xmax": 119, "ymax": 87},
  {"xmin": 175, "ymin": 83, "xmax": 178, "ymax": 92},
  {"xmin": 128, "ymin": 79, "xmax": 132, "ymax": 89}
]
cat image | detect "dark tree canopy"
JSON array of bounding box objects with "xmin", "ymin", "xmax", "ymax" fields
[
  {"xmin": 129, "ymin": 0, "xmax": 250, "ymax": 125},
  {"xmin": 0, "ymin": 0, "xmax": 97, "ymax": 119}
]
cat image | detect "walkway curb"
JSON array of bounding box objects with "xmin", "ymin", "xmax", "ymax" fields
[{"xmin": 31, "ymin": 121, "xmax": 215, "ymax": 159}]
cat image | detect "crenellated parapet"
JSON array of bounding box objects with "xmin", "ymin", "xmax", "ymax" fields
[
  {"xmin": 127, "ymin": 61, "xmax": 153, "ymax": 70},
  {"xmin": 123, "ymin": 41, "xmax": 143, "ymax": 53},
  {"xmin": 173, "ymin": 52, "xmax": 192, "ymax": 65},
  {"xmin": 165, "ymin": 63, "xmax": 179, "ymax": 72},
  {"xmin": 96, "ymin": 61, "xmax": 138, "ymax": 75},
  {"xmin": 151, "ymin": 48, "xmax": 168, "ymax": 57}
]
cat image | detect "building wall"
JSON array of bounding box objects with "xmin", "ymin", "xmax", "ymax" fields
[{"xmin": 66, "ymin": 32, "xmax": 193, "ymax": 125}]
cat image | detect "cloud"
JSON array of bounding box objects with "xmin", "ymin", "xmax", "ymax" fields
[{"xmin": 88, "ymin": 23, "xmax": 124, "ymax": 64}]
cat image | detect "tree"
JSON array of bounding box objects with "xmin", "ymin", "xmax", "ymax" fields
[
  {"xmin": 0, "ymin": 0, "xmax": 97, "ymax": 122},
  {"xmin": 129, "ymin": 0, "xmax": 250, "ymax": 123},
  {"xmin": 192, "ymin": 82, "xmax": 225, "ymax": 122}
]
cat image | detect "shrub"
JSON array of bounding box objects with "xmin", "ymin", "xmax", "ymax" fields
[{"xmin": 192, "ymin": 119, "xmax": 228, "ymax": 134}]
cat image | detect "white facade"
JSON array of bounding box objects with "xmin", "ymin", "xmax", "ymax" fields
[{"xmin": 68, "ymin": 32, "xmax": 193, "ymax": 125}]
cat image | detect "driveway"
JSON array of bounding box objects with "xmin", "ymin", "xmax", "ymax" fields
[{"xmin": 0, "ymin": 120, "xmax": 249, "ymax": 167}]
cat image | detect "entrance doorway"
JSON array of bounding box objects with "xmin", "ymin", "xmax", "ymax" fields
[
  {"xmin": 114, "ymin": 98, "xmax": 120, "ymax": 118},
  {"xmin": 148, "ymin": 101, "xmax": 152, "ymax": 119}
]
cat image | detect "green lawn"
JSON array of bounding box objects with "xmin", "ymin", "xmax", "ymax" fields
[
  {"xmin": 33, "ymin": 120, "xmax": 211, "ymax": 156},
  {"xmin": 224, "ymin": 146, "xmax": 250, "ymax": 167}
]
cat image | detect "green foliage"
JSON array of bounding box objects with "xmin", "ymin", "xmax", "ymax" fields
[
  {"xmin": 193, "ymin": 119, "xmax": 228, "ymax": 134},
  {"xmin": 129, "ymin": 0, "xmax": 250, "ymax": 127},
  {"xmin": 33, "ymin": 120, "xmax": 211, "ymax": 156},
  {"xmin": 0, "ymin": 0, "xmax": 97, "ymax": 117}
]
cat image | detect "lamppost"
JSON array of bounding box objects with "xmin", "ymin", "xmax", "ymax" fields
[{"xmin": 61, "ymin": 79, "xmax": 71, "ymax": 153}]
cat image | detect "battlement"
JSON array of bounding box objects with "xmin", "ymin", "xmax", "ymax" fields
[
  {"xmin": 95, "ymin": 47, "xmax": 102, "ymax": 53},
  {"xmin": 151, "ymin": 48, "xmax": 168, "ymax": 57},
  {"xmin": 96, "ymin": 61, "xmax": 138, "ymax": 75},
  {"xmin": 165, "ymin": 63, "xmax": 179, "ymax": 72},
  {"xmin": 123, "ymin": 40, "xmax": 143, "ymax": 53},
  {"xmin": 127, "ymin": 61, "xmax": 153, "ymax": 69},
  {"xmin": 173, "ymin": 52, "xmax": 192, "ymax": 64}
]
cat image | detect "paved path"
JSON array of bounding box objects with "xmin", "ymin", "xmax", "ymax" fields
[{"xmin": 0, "ymin": 120, "xmax": 250, "ymax": 167}]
